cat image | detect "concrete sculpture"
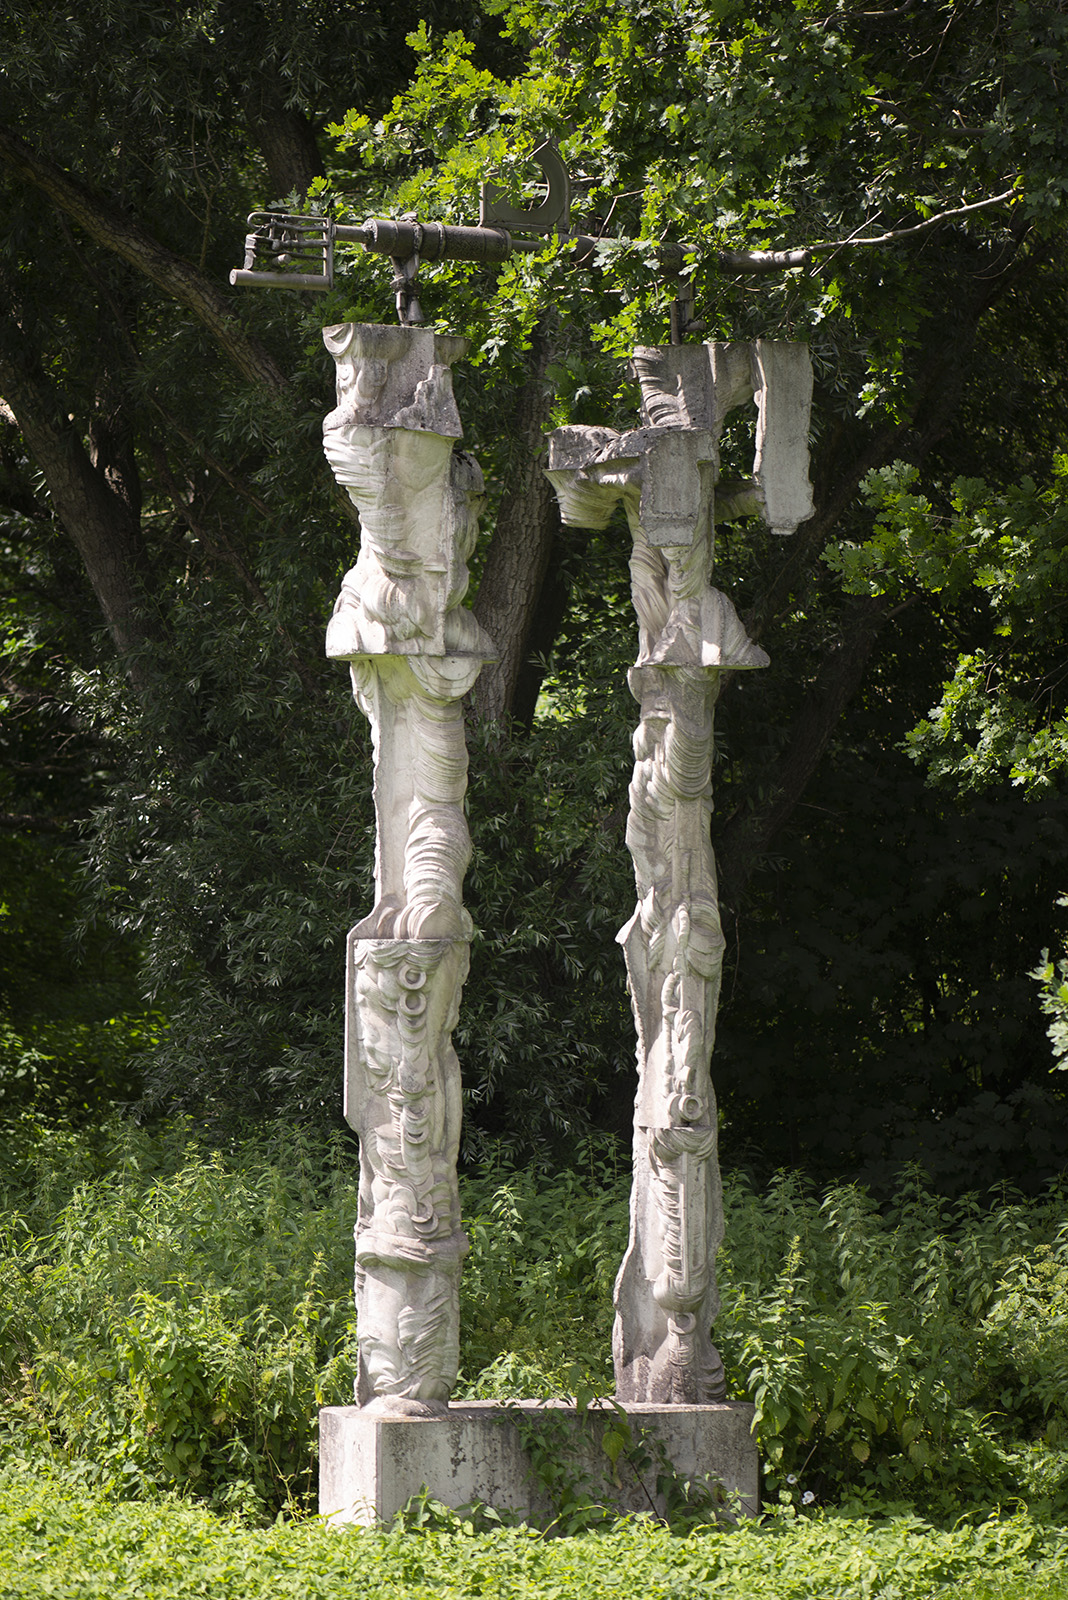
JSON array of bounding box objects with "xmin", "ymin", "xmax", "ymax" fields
[
  {"xmin": 323, "ymin": 322, "xmax": 495, "ymax": 1414},
  {"xmin": 546, "ymin": 340, "xmax": 813, "ymax": 1405},
  {"xmin": 229, "ymin": 141, "xmax": 822, "ymax": 1519}
]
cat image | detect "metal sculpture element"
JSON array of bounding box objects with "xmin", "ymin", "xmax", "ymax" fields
[
  {"xmin": 545, "ymin": 340, "xmax": 813, "ymax": 1403},
  {"xmin": 230, "ymin": 143, "xmax": 808, "ymax": 340},
  {"xmin": 323, "ymin": 322, "xmax": 495, "ymax": 1413},
  {"xmin": 478, "ymin": 140, "xmax": 570, "ymax": 233}
]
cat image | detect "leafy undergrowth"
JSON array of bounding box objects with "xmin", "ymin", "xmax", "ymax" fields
[
  {"xmin": 2, "ymin": 1462, "xmax": 1068, "ymax": 1600},
  {"xmin": 1, "ymin": 1114, "xmax": 1068, "ymax": 1528},
  {"xmin": 717, "ymin": 1168, "xmax": 1068, "ymax": 1516}
]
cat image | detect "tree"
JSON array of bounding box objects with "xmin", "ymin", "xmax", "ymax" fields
[
  {"xmin": 0, "ymin": 0, "xmax": 490, "ymax": 1121},
  {"xmin": 2, "ymin": 0, "xmax": 1067, "ymax": 1186}
]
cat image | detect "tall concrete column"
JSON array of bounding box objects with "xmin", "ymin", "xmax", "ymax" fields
[
  {"xmin": 545, "ymin": 339, "xmax": 813, "ymax": 1404},
  {"xmin": 322, "ymin": 323, "xmax": 495, "ymax": 1415}
]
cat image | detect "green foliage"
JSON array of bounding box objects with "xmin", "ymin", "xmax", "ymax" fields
[
  {"xmin": 0, "ymin": 1118, "xmax": 363, "ymax": 1517},
  {"xmin": 4, "ymin": 1121, "xmax": 1068, "ymax": 1530},
  {"xmin": 499, "ymin": 1400, "xmax": 631, "ymax": 1534},
  {"xmin": 716, "ymin": 1169, "xmax": 1068, "ymax": 1516},
  {"xmin": 0, "ymin": 564, "xmax": 152, "ymax": 1118},
  {"xmin": 458, "ymin": 636, "xmax": 637, "ymax": 1156},
  {"xmin": 457, "ymin": 1149, "xmax": 628, "ymax": 1392},
  {"xmin": 321, "ymin": 0, "xmax": 1068, "ymax": 376},
  {"xmin": 711, "ymin": 682, "xmax": 1068, "ymax": 1190},
  {"xmin": 826, "ymin": 460, "xmax": 1068, "ymax": 795},
  {"xmin": 819, "ymin": 460, "xmax": 1068, "ymax": 1113},
  {"xmin": 1033, "ymin": 924, "xmax": 1068, "ymax": 1069},
  {"xmin": 309, "ymin": 0, "xmax": 1068, "ymax": 1182},
  {"xmin": 5, "ymin": 0, "xmax": 1068, "ymax": 1188},
  {"xmin": 1, "ymin": 1461, "xmax": 1068, "ymax": 1600},
  {"xmin": 0, "ymin": 0, "xmax": 509, "ymax": 1143}
]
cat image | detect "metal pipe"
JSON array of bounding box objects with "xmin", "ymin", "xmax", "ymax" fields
[
  {"xmin": 230, "ymin": 214, "xmax": 812, "ymax": 298},
  {"xmin": 229, "ymin": 267, "xmax": 331, "ymax": 290},
  {"xmin": 343, "ymin": 219, "xmax": 533, "ymax": 264}
]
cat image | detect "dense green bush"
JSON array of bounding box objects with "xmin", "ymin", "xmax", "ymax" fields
[
  {"xmin": 0, "ymin": 1118, "xmax": 361, "ymax": 1516},
  {"xmin": 717, "ymin": 1170, "xmax": 1068, "ymax": 1513},
  {"xmin": 2, "ymin": 1118, "xmax": 1067, "ymax": 1524}
]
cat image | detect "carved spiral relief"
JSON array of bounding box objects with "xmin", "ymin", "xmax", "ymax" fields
[{"xmin": 349, "ymin": 938, "xmax": 468, "ymax": 1410}]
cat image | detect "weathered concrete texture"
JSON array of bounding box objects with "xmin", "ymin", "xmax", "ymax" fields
[
  {"xmin": 322, "ymin": 324, "xmax": 493, "ymax": 1413},
  {"xmin": 630, "ymin": 339, "xmax": 814, "ymax": 537},
  {"xmin": 544, "ymin": 340, "xmax": 813, "ymax": 1410},
  {"xmin": 319, "ymin": 1399, "xmax": 758, "ymax": 1525},
  {"xmin": 322, "ymin": 323, "xmax": 468, "ymax": 438}
]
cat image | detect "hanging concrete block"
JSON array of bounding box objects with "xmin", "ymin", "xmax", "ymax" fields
[{"xmin": 545, "ymin": 335, "xmax": 812, "ymax": 1411}]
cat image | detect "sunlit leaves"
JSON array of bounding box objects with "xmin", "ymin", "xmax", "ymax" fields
[{"xmin": 826, "ymin": 459, "xmax": 1068, "ymax": 795}]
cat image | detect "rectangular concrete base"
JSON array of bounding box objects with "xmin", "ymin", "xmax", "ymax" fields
[{"xmin": 319, "ymin": 1399, "xmax": 758, "ymax": 1526}]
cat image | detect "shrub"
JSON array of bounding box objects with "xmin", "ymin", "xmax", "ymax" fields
[
  {"xmin": 2, "ymin": 1119, "xmax": 1068, "ymax": 1523},
  {"xmin": 0, "ymin": 1117, "xmax": 361, "ymax": 1517},
  {"xmin": 716, "ymin": 1169, "xmax": 1068, "ymax": 1514},
  {"xmin": 2, "ymin": 1459, "xmax": 1068, "ymax": 1600}
]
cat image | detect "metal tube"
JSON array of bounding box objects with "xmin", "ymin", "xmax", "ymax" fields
[
  {"xmin": 353, "ymin": 219, "xmax": 516, "ymax": 264},
  {"xmin": 229, "ymin": 268, "xmax": 331, "ymax": 290},
  {"xmin": 232, "ymin": 211, "xmax": 811, "ymax": 296}
]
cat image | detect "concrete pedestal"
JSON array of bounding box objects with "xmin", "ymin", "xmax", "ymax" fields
[{"xmin": 319, "ymin": 1399, "xmax": 758, "ymax": 1525}]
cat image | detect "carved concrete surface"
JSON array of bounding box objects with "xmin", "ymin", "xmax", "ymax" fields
[
  {"xmin": 629, "ymin": 338, "xmax": 814, "ymax": 536},
  {"xmin": 546, "ymin": 340, "xmax": 813, "ymax": 1405},
  {"xmin": 323, "ymin": 324, "xmax": 493, "ymax": 1415},
  {"xmin": 346, "ymin": 937, "xmax": 467, "ymax": 1410}
]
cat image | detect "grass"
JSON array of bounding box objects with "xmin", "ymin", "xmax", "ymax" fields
[{"xmin": 2, "ymin": 1461, "xmax": 1068, "ymax": 1600}]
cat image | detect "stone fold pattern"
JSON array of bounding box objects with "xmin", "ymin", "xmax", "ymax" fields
[
  {"xmin": 323, "ymin": 323, "xmax": 495, "ymax": 1415},
  {"xmin": 545, "ymin": 340, "xmax": 813, "ymax": 1405}
]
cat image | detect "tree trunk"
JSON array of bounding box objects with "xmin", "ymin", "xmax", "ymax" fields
[
  {"xmin": 0, "ymin": 321, "xmax": 158, "ymax": 695},
  {"xmin": 470, "ymin": 321, "xmax": 560, "ymax": 725},
  {"xmin": 245, "ymin": 81, "xmax": 325, "ymax": 200}
]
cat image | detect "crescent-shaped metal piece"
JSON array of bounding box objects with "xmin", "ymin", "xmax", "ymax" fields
[{"xmin": 478, "ymin": 140, "xmax": 571, "ymax": 234}]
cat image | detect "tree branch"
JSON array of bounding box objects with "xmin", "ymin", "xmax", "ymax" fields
[
  {"xmin": 0, "ymin": 122, "xmax": 290, "ymax": 394},
  {"xmin": 0, "ymin": 812, "xmax": 83, "ymax": 833},
  {"xmin": 805, "ymin": 187, "xmax": 1019, "ymax": 255}
]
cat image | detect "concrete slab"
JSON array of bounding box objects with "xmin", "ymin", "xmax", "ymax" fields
[{"xmin": 319, "ymin": 1399, "xmax": 758, "ymax": 1526}]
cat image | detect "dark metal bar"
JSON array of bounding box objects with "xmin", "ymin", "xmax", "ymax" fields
[
  {"xmin": 232, "ymin": 215, "xmax": 813, "ymax": 287},
  {"xmin": 230, "ymin": 267, "xmax": 333, "ymax": 290},
  {"xmin": 228, "ymin": 143, "xmax": 813, "ymax": 329}
]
